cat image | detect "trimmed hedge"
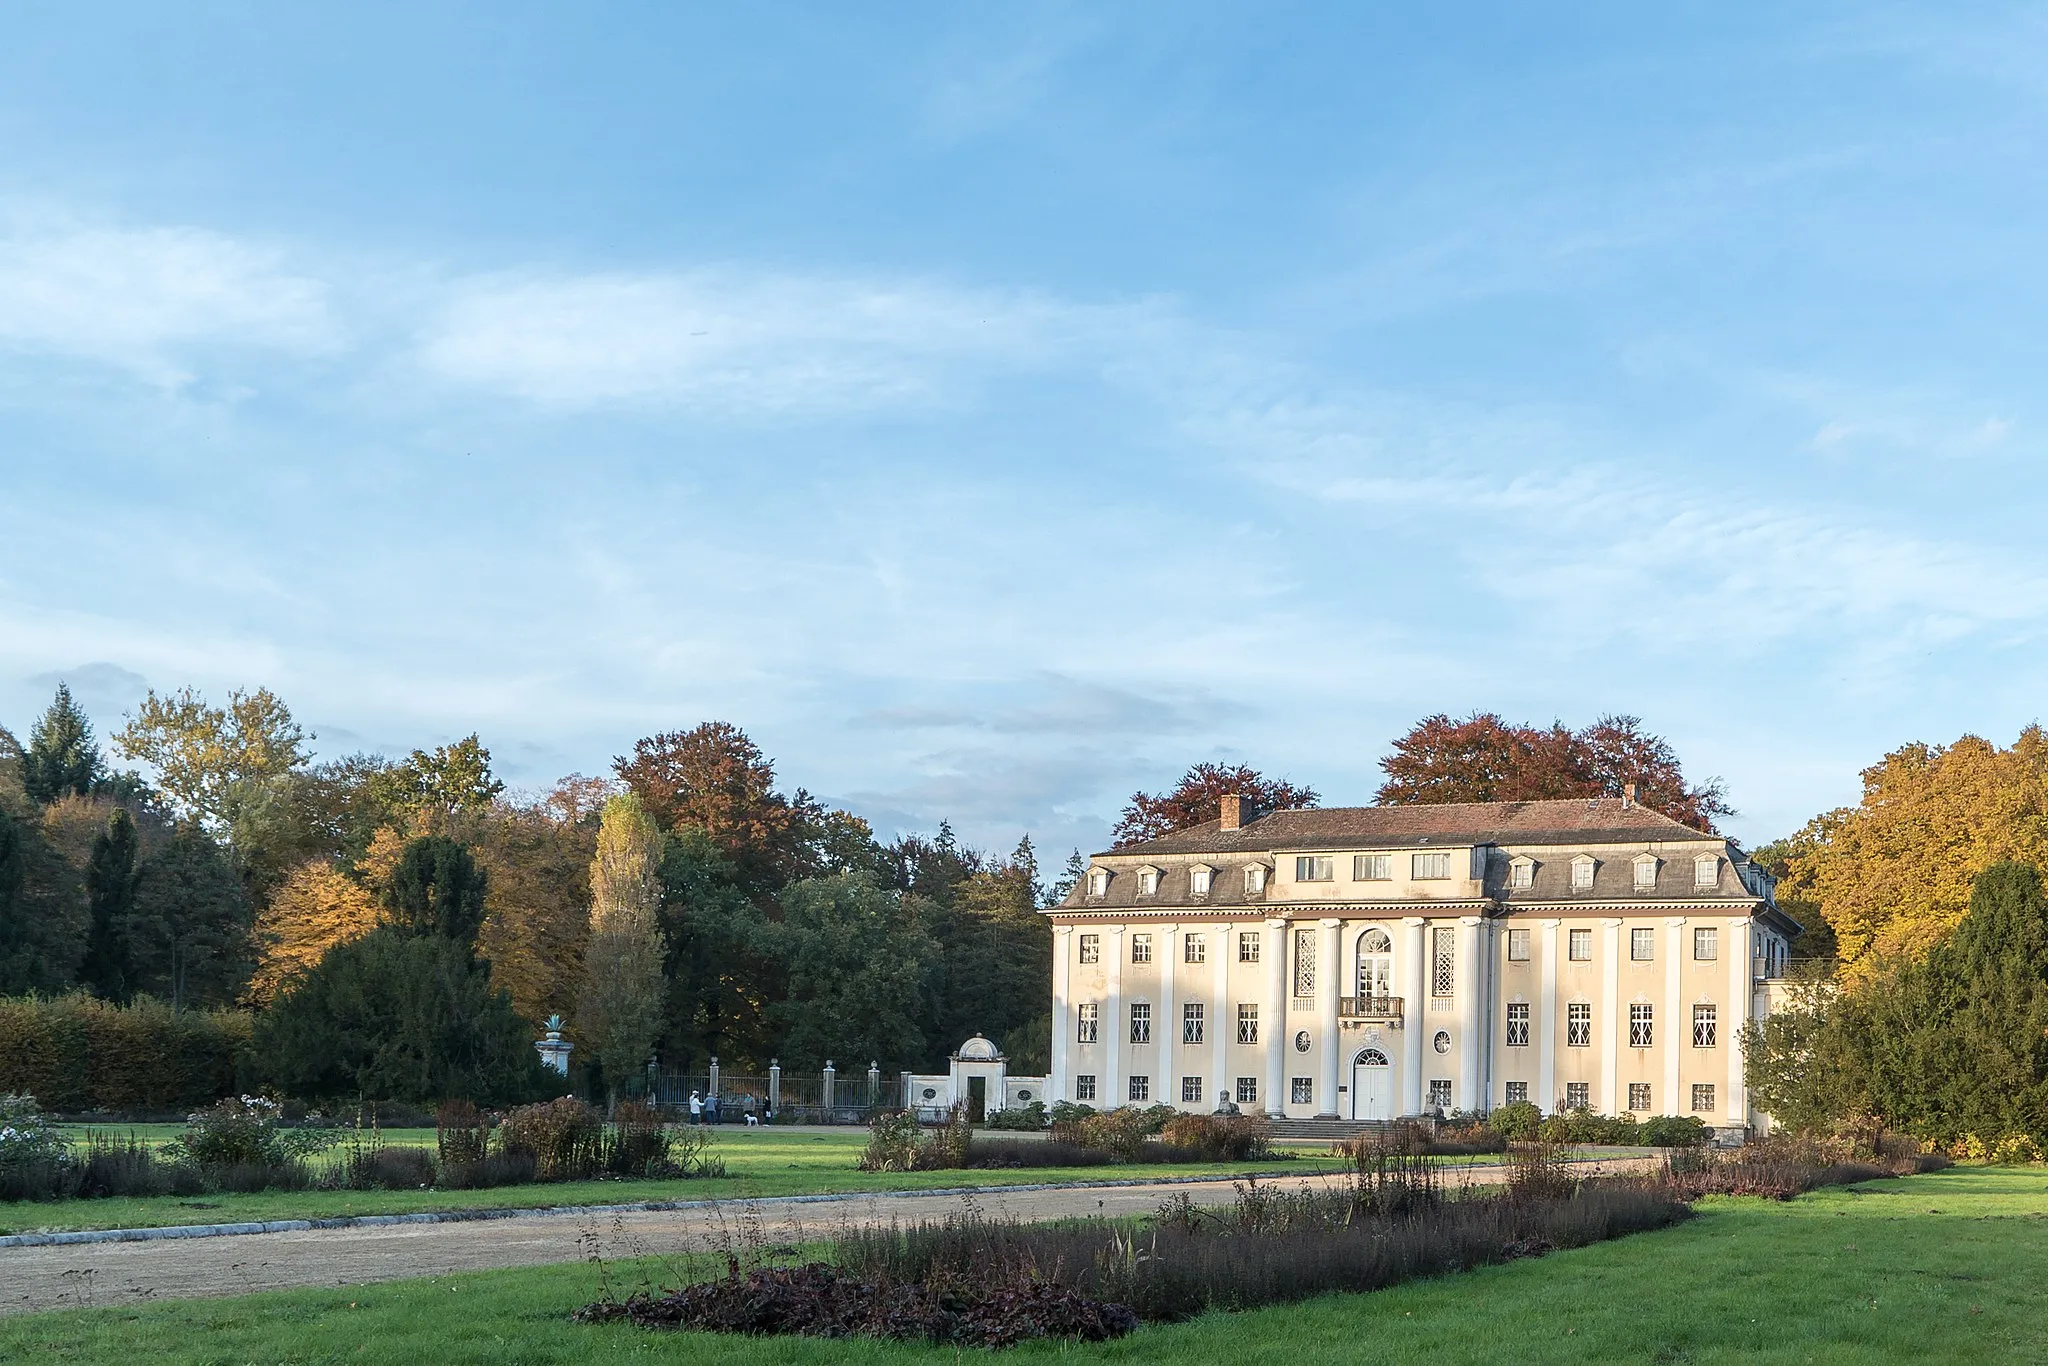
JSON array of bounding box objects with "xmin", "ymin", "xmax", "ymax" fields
[{"xmin": 0, "ymin": 994, "xmax": 249, "ymax": 1113}]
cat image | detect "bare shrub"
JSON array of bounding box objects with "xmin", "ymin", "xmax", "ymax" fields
[
  {"xmin": 436, "ymin": 1100, "xmax": 488, "ymax": 1166},
  {"xmin": 1160, "ymin": 1112, "xmax": 1271, "ymax": 1161},
  {"xmin": 500, "ymin": 1096, "xmax": 604, "ymax": 1180}
]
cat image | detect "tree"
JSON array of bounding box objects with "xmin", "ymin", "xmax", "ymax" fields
[
  {"xmin": 0, "ymin": 811, "xmax": 24, "ymax": 984},
  {"xmin": 465, "ymin": 800, "xmax": 597, "ymax": 1027},
  {"xmin": 0, "ymin": 806, "xmax": 85, "ymax": 994},
  {"xmin": 382, "ymin": 836, "xmax": 489, "ymax": 943},
  {"xmin": 79, "ymin": 808, "xmax": 139, "ymax": 1001},
  {"xmin": 1375, "ymin": 712, "xmax": 1731, "ymax": 832},
  {"xmin": 768, "ymin": 872, "xmax": 935, "ymax": 1071},
  {"xmin": 130, "ymin": 829, "xmax": 255, "ymax": 1010},
  {"xmin": 656, "ymin": 827, "xmax": 779, "ymax": 1072},
  {"xmin": 1111, "ymin": 763, "xmax": 1320, "ymax": 846},
  {"xmin": 247, "ymin": 859, "xmax": 382, "ymax": 1004},
  {"xmin": 1048, "ymin": 848, "xmax": 1086, "ymax": 905},
  {"xmin": 363, "ymin": 735, "xmax": 506, "ymax": 829},
  {"xmin": 577, "ymin": 794, "xmax": 669, "ymax": 1106},
  {"xmin": 23, "ymin": 684, "xmax": 104, "ymax": 804},
  {"xmin": 914, "ymin": 836, "xmax": 1051, "ymax": 1071}
]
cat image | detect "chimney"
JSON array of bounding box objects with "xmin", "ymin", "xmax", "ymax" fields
[
  {"xmin": 1218, "ymin": 794, "xmax": 1242, "ymax": 831},
  {"xmin": 1622, "ymin": 782, "xmax": 1637, "ymax": 807}
]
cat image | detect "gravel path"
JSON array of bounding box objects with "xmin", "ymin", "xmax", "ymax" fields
[{"xmin": 0, "ymin": 1158, "xmax": 1657, "ymax": 1317}]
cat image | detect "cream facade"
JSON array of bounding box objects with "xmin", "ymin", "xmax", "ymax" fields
[{"xmin": 1045, "ymin": 796, "xmax": 1799, "ymax": 1133}]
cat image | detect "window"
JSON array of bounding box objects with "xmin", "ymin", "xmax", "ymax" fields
[
  {"xmin": 1239, "ymin": 930, "xmax": 1261, "ymax": 962},
  {"xmin": 1131, "ymin": 934, "xmax": 1152, "ymax": 964},
  {"xmin": 1236, "ymin": 1076, "xmax": 1259, "ymax": 1104},
  {"xmin": 1506, "ymin": 1002, "xmax": 1530, "ymax": 1047},
  {"xmin": 1075, "ymin": 1074, "xmax": 1096, "ymax": 1101},
  {"xmin": 1086, "ymin": 870, "xmax": 1109, "ymax": 897},
  {"xmin": 1568, "ymin": 928, "xmax": 1593, "ymax": 961},
  {"xmin": 1629, "ymin": 1002, "xmax": 1654, "ymax": 1048},
  {"xmin": 1692, "ymin": 1003, "xmax": 1718, "ymax": 1048},
  {"xmin": 1076, "ymin": 1003, "xmax": 1099, "ymax": 1044},
  {"xmin": 1505, "ymin": 1081, "xmax": 1529, "ymax": 1105},
  {"xmin": 1571, "ymin": 857, "xmax": 1595, "ymax": 891},
  {"xmin": 1245, "ymin": 864, "xmax": 1268, "ymax": 895},
  {"xmin": 1567, "ymin": 1002, "xmax": 1592, "ymax": 1048},
  {"xmin": 1184, "ymin": 933, "xmax": 1206, "ymax": 964},
  {"xmin": 1628, "ymin": 1082, "xmax": 1652, "ymax": 1113},
  {"xmin": 1237, "ymin": 1004, "xmax": 1259, "ymax": 1045},
  {"xmin": 1078, "ymin": 934, "xmax": 1100, "ymax": 964},
  {"xmin": 1356, "ymin": 927, "xmax": 1393, "ymax": 997},
  {"xmin": 1433, "ymin": 1029, "xmax": 1453, "ymax": 1054},
  {"xmin": 1294, "ymin": 1030, "xmax": 1311, "ymax": 1053},
  {"xmin": 1510, "ymin": 858, "xmax": 1534, "ymax": 889},
  {"xmin": 1428, "ymin": 1079, "xmax": 1453, "ymax": 1111},
  {"xmin": 1183, "ymin": 1002, "xmax": 1205, "ymax": 1044},
  {"xmin": 1190, "ymin": 866, "xmax": 1212, "ymax": 898},
  {"xmin": 1130, "ymin": 1003, "xmax": 1152, "ymax": 1045},
  {"xmin": 1182, "ymin": 1075, "xmax": 1204, "ymax": 1103},
  {"xmin": 1295, "ymin": 855, "xmax": 1334, "ymax": 882},
  {"xmin": 1633, "ymin": 857, "xmax": 1658, "ymax": 891},
  {"xmin": 1692, "ymin": 1083, "xmax": 1716, "ymax": 1114},
  {"xmin": 1137, "ymin": 868, "xmax": 1159, "ymax": 896},
  {"xmin": 1293, "ymin": 927, "xmax": 1317, "ymax": 996},
  {"xmin": 1694, "ymin": 855, "xmax": 1719, "ymax": 889},
  {"xmin": 1565, "ymin": 1081, "xmax": 1590, "ymax": 1109},
  {"xmin": 1355, "ymin": 853, "xmax": 1391, "ymax": 881},
  {"xmin": 1507, "ymin": 928, "xmax": 1531, "ymax": 961},
  {"xmin": 1432, "ymin": 927, "xmax": 1456, "ymax": 997},
  {"xmin": 1129, "ymin": 1075, "xmax": 1150, "ymax": 1103},
  {"xmin": 1413, "ymin": 851, "xmax": 1451, "ymax": 880},
  {"xmin": 1291, "ymin": 1077, "xmax": 1314, "ymax": 1105},
  {"xmin": 1694, "ymin": 927, "xmax": 1718, "ymax": 961},
  {"xmin": 1631, "ymin": 927, "xmax": 1656, "ymax": 962}
]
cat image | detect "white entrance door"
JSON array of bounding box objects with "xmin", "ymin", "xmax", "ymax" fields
[{"xmin": 1351, "ymin": 1048, "xmax": 1393, "ymax": 1121}]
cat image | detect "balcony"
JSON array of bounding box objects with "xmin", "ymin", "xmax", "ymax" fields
[{"xmin": 1339, "ymin": 995, "xmax": 1404, "ymax": 1023}]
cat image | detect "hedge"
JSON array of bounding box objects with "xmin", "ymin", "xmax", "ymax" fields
[{"xmin": 0, "ymin": 994, "xmax": 250, "ymax": 1113}]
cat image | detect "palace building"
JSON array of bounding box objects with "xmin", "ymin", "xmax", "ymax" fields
[{"xmin": 1043, "ymin": 793, "xmax": 1799, "ymax": 1134}]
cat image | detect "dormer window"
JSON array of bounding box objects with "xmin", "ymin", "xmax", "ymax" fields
[
  {"xmin": 1086, "ymin": 868, "xmax": 1110, "ymax": 897},
  {"xmin": 1694, "ymin": 855, "xmax": 1719, "ymax": 889},
  {"xmin": 1633, "ymin": 856, "xmax": 1659, "ymax": 892},
  {"xmin": 1136, "ymin": 866, "xmax": 1160, "ymax": 897},
  {"xmin": 1245, "ymin": 864, "xmax": 1268, "ymax": 895},
  {"xmin": 1570, "ymin": 856, "xmax": 1596, "ymax": 891},
  {"xmin": 1189, "ymin": 864, "xmax": 1213, "ymax": 898},
  {"xmin": 1509, "ymin": 857, "xmax": 1535, "ymax": 890}
]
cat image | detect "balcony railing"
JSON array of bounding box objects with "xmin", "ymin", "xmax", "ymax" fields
[{"xmin": 1339, "ymin": 995, "xmax": 1404, "ymax": 1020}]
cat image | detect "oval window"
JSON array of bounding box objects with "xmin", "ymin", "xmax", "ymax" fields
[
  {"xmin": 1433, "ymin": 1030, "xmax": 1452, "ymax": 1055},
  {"xmin": 921, "ymin": 1087, "xmax": 938, "ymax": 1101},
  {"xmin": 1017, "ymin": 1090, "xmax": 1032, "ymax": 1101},
  {"xmin": 1293, "ymin": 1030, "xmax": 1312, "ymax": 1053}
]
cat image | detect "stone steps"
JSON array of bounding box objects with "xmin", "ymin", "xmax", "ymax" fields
[{"xmin": 1263, "ymin": 1117, "xmax": 1409, "ymax": 1141}]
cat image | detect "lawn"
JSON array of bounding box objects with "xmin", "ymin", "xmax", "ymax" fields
[
  {"xmin": 4, "ymin": 1167, "xmax": 2043, "ymax": 1363},
  {"xmin": 3, "ymin": 1128, "xmax": 1346, "ymax": 1235}
]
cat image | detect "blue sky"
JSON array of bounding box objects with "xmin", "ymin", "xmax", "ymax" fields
[{"xmin": 4, "ymin": 3, "xmax": 2046, "ymax": 858}]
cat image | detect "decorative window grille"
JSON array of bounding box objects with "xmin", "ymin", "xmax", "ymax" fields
[
  {"xmin": 1129, "ymin": 1075, "xmax": 1150, "ymax": 1102},
  {"xmin": 1694, "ymin": 856, "xmax": 1719, "ymax": 889},
  {"xmin": 1568, "ymin": 928, "xmax": 1593, "ymax": 961},
  {"xmin": 1694, "ymin": 927, "xmax": 1718, "ymax": 961},
  {"xmin": 1131, "ymin": 934, "xmax": 1152, "ymax": 964},
  {"xmin": 1692, "ymin": 1004, "xmax": 1718, "ymax": 1048},
  {"xmin": 1506, "ymin": 1002, "xmax": 1530, "ymax": 1047},
  {"xmin": 1293, "ymin": 928, "xmax": 1317, "ymax": 997},
  {"xmin": 1628, "ymin": 1082, "xmax": 1652, "ymax": 1112},
  {"xmin": 1565, "ymin": 1081, "xmax": 1590, "ymax": 1109},
  {"xmin": 1295, "ymin": 856, "xmax": 1334, "ymax": 882},
  {"xmin": 1185, "ymin": 933, "xmax": 1206, "ymax": 964},
  {"xmin": 1505, "ymin": 1081, "xmax": 1529, "ymax": 1105},
  {"xmin": 1692, "ymin": 1083, "xmax": 1716, "ymax": 1113},
  {"xmin": 1129, "ymin": 1003, "xmax": 1151, "ymax": 1045},
  {"xmin": 1633, "ymin": 858, "xmax": 1658, "ymax": 891},
  {"xmin": 1413, "ymin": 852, "xmax": 1451, "ymax": 880},
  {"xmin": 1078, "ymin": 934, "xmax": 1099, "ymax": 964},
  {"xmin": 1567, "ymin": 1002, "xmax": 1592, "ymax": 1047},
  {"xmin": 1075, "ymin": 1074, "xmax": 1096, "ymax": 1101},
  {"xmin": 1428, "ymin": 1079, "xmax": 1453, "ymax": 1111},
  {"xmin": 1629, "ymin": 1002, "xmax": 1654, "ymax": 1048},
  {"xmin": 1076, "ymin": 1003, "xmax": 1098, "ymax": 1043},
  {"xmin": 1354, "ymin": 853, "xmax": 1391, "ymax": 880},
  {"xmin": 1189, "ymin": 866, "xmax": 1211, "ymax": 897},
  {"xmin": 1431, "ymin": 927, "xmax": 1456, "ymax": 997},
  {"xmin": 1235, "ymin": 1076, "xmax": 1258, "ymax": 1104},
  {"xmin": 1571, "ymin": 858, "xmax": 1595, "ymax": 891},
  {"xmin": 1238, "ymin": 931, "xmax": 1261, "ymax": 963},
  {"xmin": 1236, "ymin": 1004, "xmax": 1259, "ymax": 1045},
  {"xmin": 1183, "ymin": 1002, "xmax": 1204, "ymax": 1044},
  {"xmin": 1631, "ymin": 927, "xmax": 1656, "ymax": 961},
  {"xmin": 1290, "ymin": 1077, "xmax": 1314, "ymax": 1105},
  {"xmin": 1507, "ymin": 928, "xmax": 1531, "ymax": 961},
  {"xmin": 1182, "ymin": 1075, "xmax": 1203, "ymax": 1103}
]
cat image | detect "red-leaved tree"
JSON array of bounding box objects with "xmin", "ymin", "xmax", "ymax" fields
[{"xmin": 1111, "ymin": 763, "xmax": 1319, "ymax": 847}]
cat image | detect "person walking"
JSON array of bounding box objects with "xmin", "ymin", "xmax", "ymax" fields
[
  {"xmin": 743, "ymin": 1093, "xmax": 760, "ymax": 1126},
  {"xmin": 688, "ymin": 1090, "xmax": 703, "ymax": 1125}
]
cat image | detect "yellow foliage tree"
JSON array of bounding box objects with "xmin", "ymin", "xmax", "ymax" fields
[
  {"xmin": 578, "ymin": 793, "xmax": 669, "ymax": 1104},
  {"xmin": 247, "ymin": 859, "xmax": 381, "ymax": 1003},
  {"xmin": 1783, "ymin": 727, "xmax": 2048, "ymax": 983}
]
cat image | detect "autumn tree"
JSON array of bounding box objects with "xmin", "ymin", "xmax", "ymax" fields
[
  {"xmin": 362, "ymin": 735, "xmax": 506, "ymax": 831},
  {"xmin": 22, "ymin": 684, "xmax": 105, "ymax": 805},
  {"xmin": 247, "ymin": 859, "xmax": 381, "ymax": 1004},
  {"xmin": 1376, "ymin": 712, "xmax": 1731, "ymax": 831},
  {"xmin": 577, "ymin": 794, "xmax": 670, "ymax": 1106},
  {"xmin": 1111, "ymin": 763, "xmax": 1320, "ymax": 846},
  {"xmin": 465, "ymin": 796, "xmax": 597, "ymax": 1027}
]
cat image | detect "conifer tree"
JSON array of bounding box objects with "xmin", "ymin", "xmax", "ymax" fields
[
  {"xmin": 80, "ymin": 808, "xmax": 139, "ymax": 1000},
  {"xmin": 22, "ymin": 684, "xmax": 103, "ymax": 804},
  {"xmin": 578, "ymin": 794, "xmax": 669, "ymax": 1108}
]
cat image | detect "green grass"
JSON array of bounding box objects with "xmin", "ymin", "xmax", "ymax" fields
[
  {"xmin": 2, "ymin": 1129, "xmax": 1345, "ymax": 1235},
  {"xmin": 5, "ymin": 1167, "xmax": 2045, "ymax": 1363}
]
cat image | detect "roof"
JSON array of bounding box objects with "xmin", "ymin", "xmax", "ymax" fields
[{"xmin": 1101, "ymin": 798, "xmax": 1718, "ymax": 859}]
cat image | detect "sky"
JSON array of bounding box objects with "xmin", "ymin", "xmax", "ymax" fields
[{"xmin": 4, "ymin": 3, "xmax": 2046, "ymax": 859}]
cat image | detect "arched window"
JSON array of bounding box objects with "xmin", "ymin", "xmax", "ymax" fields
[
  {"xmin": 1356, "ymin": 927, "xmax": 1393, "ymax": 999},
  {"xmin": 1354, "ymin": 1047, "xmax": 1390, "ymax": 1067}
]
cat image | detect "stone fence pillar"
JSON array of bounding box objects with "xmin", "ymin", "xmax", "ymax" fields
[
  {"xmin": 822, "ymin": 1060, "xmax": 837, "ymax": 1115},
  {"xmin": 709, "ymin": 1055, "xmax": 721, "ymax": 1098},
  {"xmin": 768, "ymin": 1059, "xmax": 781, "ymax": 1116}
]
